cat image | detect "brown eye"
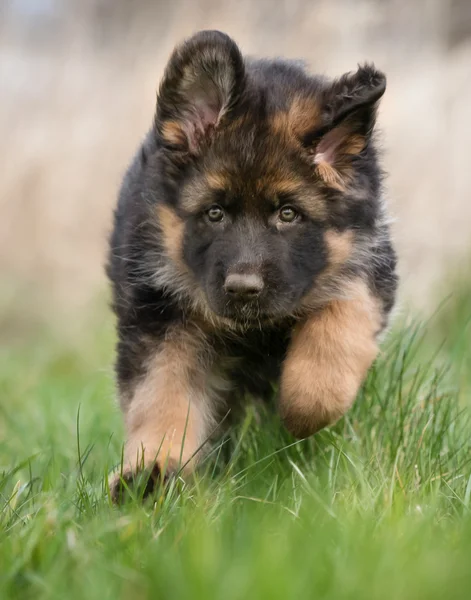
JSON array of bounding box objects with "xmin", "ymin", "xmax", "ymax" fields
[
  {"xmin": 207, "ymin": 205, "xmax": 224, "ymax": 222},
  {"xmin": 279, "ymin": 206, "xmax": 298, "ymax": 223}
]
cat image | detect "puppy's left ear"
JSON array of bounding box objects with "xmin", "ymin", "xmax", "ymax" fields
[
  {"xmin": 307, "ymin": 64, "xmax": 386, "ymax": 190},
  {"xmin": 155, "ymin": 30, "xmax": 245, "ymax": 156}
]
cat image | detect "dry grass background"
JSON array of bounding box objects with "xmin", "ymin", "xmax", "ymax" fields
[{"xmin": 1, "ymin": 0, "xmax": 471, "ymax": 335}]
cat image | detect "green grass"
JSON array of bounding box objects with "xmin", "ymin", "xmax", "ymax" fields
[{"xmin": 1, "ymin": 295, "xmax": 471, "ymax": 600}]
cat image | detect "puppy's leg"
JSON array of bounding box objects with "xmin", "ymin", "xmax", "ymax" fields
[
  {"xmin": 279, "ymin": 280, "xmax": 382, "ymax": 438},
  {"xmin": 110, "ymin": 327, "xmax": 220, "ymax": 501}
]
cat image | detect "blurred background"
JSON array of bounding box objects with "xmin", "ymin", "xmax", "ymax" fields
[{"xmin": 1, "ymin": 0, "xmax": 471, "ymax": 339}]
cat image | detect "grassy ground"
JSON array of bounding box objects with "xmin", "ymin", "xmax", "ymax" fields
[{"xmin": 1, "ymin": 290, "xmax": 471, "ymax": 600}]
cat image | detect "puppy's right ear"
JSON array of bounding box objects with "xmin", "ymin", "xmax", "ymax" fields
[
  {"xmin": 307, "ymin": 64, "xmax": 386, "ymax": 190},
  {"xmin": 155, "ymin": 30, "xmax": 245, "ymax": 156}
]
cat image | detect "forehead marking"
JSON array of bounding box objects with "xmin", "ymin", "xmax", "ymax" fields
[
  {"xmin": 206, "ymin": 171, "xmax": 230, "ymax": 190},
  {"xmin": 271, "ymin": 95, "xmax": 322, "ymax": 140}
]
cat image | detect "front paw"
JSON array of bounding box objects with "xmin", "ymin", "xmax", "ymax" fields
[
  {"xmin": 279, "ymin": 387, "xmax": 348, "ymax": 439},
  {"xmin": 108, "ymin": 461, "xmax": 167, "ymax": 504}
]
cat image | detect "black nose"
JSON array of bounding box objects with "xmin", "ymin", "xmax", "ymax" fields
[{"xmin": 224, "ymin": 273, "xmax": 264, "ymax": 299}]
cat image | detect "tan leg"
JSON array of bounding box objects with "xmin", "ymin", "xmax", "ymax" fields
[
  {"xmin": 279, "ymin": 279, "xmax": 382, "ymax": 438},
  {"xmin": 110, "ymin": 328, "xmax": 222, "ymax": 500}
]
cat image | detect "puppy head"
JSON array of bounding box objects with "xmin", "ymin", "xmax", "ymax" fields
[{"xmin": 151, "ymin": 31, "xmax": 386, "ymax": 324}]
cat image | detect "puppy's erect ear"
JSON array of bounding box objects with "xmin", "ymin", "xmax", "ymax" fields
[
  {"xmin": 155, "ymin": 30, "xmax": 245, "ymax": 156},
  {"xmin": 306, "ymin": 64, "xmax": 386, "ymax": 190}
]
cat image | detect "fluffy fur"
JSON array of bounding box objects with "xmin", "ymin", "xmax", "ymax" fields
[{"xmin": 106, "ymin": 30, "xmax": 398, "ymax": 500}]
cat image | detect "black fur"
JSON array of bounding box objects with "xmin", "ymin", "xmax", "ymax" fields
[{"xmin": 107, "ymin": 30, "xmax": 397, "ymax": 407}]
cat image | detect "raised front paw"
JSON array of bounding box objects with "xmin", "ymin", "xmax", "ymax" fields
[{"xmin": 279, "ymin": 282, "xmax": 380, "ymax": 439}]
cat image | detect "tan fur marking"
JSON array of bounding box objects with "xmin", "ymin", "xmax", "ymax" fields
[
  {"xmin": 289, "ymin": 95, "xmax": 322, "ymax": 138},
  {"xmin": 271, "ymin": 95, "xmax": 322, "ymax": 140},
  {"xmin": 206, "ymin": 171, "xmax": 229, "ymax": 190},
  {"xmin": 269, "ymin": 178, "xmax": 304, "ymax": 197},
  {"xmin": 161, "ymin": 120, "xmax": 186, "ymax": 147},
  {"xmin": 157, "ymin": 204, "xmax": 184, "ymax": 264},
  {"xmin": 270, "ymin": 112, "xmax": 290, "ymax": 138},
  {"xmin": 298, "ymin": 231, "xmax": 355, "ymax": 312},
  {"xmin": 315, "ymin": 161, "xmax": 347, "ymax": 192},
  {"xmin": 279, "ymin": 279, "xmax": 381, "ymax": 438},
  {"xmin": 257, "ymin": 174, "xmax": 304, "ymax": 202},
  {"xmin": 344, "ymin": 134, "xmax": 366, "ymax": 156},
  {"xmin": 324, "ymin": 229, "xmax": 354, "ymax": 267}
]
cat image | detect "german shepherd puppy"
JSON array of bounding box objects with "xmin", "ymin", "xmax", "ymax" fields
[{"xmin": 107, "ymin": 30, "xmax": 397, "ymax": 499}]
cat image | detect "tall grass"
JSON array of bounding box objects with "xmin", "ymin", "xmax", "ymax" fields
[{"xmin": 1, "ymin": 302, "xmax": 470, "ymax": 599}]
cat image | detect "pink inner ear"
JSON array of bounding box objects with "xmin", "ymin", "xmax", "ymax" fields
[
  {"xmin": 183, "ymin": 86, "xmax": 224, "ymax": 154},
  {"xmin": 313, "ymin": 127, "xmax": 345, "ymax": 166},
  {"xmin": 182, "ymin": 105, "xmax": 219, "ymax": 154},
  {"xmin": 194, "ymin": 95, "xmax": 221, "ymax": 127}
]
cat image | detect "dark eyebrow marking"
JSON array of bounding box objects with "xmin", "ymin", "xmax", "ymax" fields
[
  {"xmin": 274, "ymin": 189, "xmax": 327, "ymax": 220},
  {"xmin": 276, "ymin": 192, "xmax": 298, "ymax": 207},
  {"xmin": 210, "ymin": 188, "xmax": 227, "ymax": 206}
]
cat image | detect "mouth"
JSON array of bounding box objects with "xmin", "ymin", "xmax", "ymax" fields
[
  {"xmin": 218, "ymin": 296, "xmax": 294, "ymax": 325},
  {"xmin": 205, "ymin": 283, "xmax": 299, "ymax": 326},
  {"xmin": 226, "ymin": 301, "xmax": 265, "ymax": 321}
]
